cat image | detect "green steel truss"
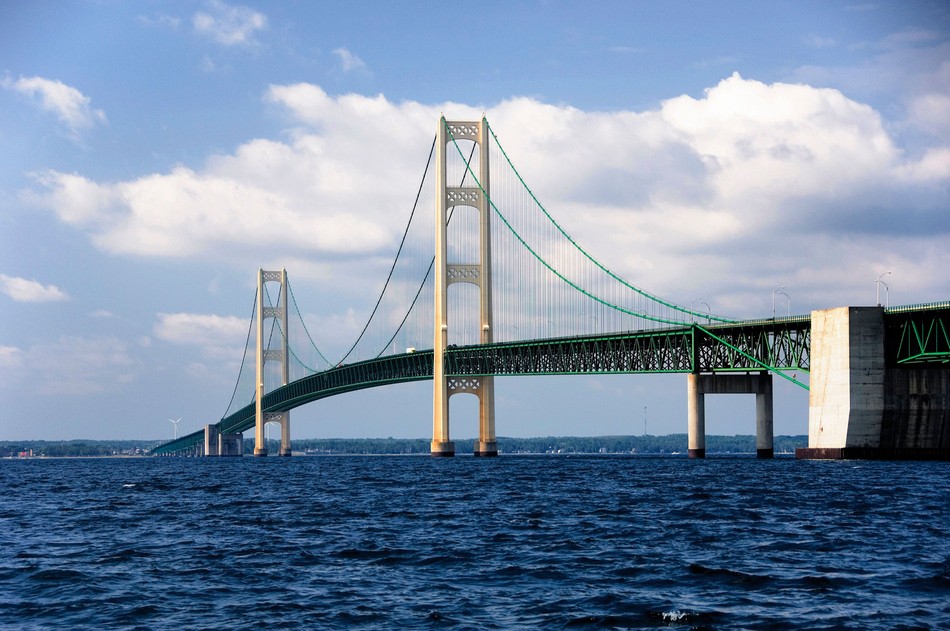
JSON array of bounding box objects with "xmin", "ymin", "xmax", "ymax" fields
[
  {"xmin": 443, "ymin": 317, "xmax": 811, "ymax": 377},
  {"xmin": 886, "ymin": 302, "xmax": 950, "ymax": 365},
  {"xmin": 153, "ymin": 305, "xmax": 950, "ymax": 455},
  {"xmin": 152, "ymin": 317, "xmax": 810, "ymax": 454}
]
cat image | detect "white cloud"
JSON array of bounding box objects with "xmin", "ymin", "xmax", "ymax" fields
[
  {"xmin": 193, "ymin": 0, "xmax": 266, "ymax": 47},
  {"xmin": 791, "ymin": 30, "xmax": 950, "ymax": 145},
  {"xmin": 154, "ymin": 312, "xmax": 248, "ymax": 359},
  {"xmin": 27, "ymin": 76, "xmax": 950, "ymax": 317},
  {"xmin": 25, "ymin": 170, "xmax": 117, "ymax": 226},
  {"xmin": 895, "ymin": 147, "xmax": 950, "ymax": 182},
  {"xmin": 0, "ymin": 336, "xmax": 134, "ymax": 395},
  {"xmin": 0, "ymin": 346, "xmax": 22, "ymax": 369},
  {"xmin": 0, "ymin": 274, "xmax": 69, "ymax": 302},
  {"xmin": 880, "ymin": 29, "xmax": 941, "ymax": 49},
  {"xmin": 2, "ymin": 75, "xmax": 106, "ymax": 135},
  {"xmin": 908, "ymin": 92, "xmax": 950, "ymax": 139},
  {"xmin": 333, "ymin": 48, "xmax": 368, "ymax": 73}
]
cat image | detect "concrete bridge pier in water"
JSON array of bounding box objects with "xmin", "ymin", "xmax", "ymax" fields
[
  {"xmin": 203, "ymin": 424, "xmax": 243, "ymax": 456},
  {"xmin": 799, "ymin": 306, "xmax": 950, "ymax": 459},
  {"xmin": 687, "ymin": 372, "xmax": 774, "ymax": 458}
]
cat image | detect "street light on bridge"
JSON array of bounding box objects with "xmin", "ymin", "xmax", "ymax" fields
[
  {"xmin": 772, "ymin": 285, "xmax": 786, "ymax": 318},
  {"xmin": 691, "ymin": 298, "xmax": 711, "ymax": 322},
  {"xmin": 876, "ymin": 271, "xmax": 891, "ymax": 307},
  {"xmin": 777, "ymin": 290, "xmax": 790, "ymax": 317}
]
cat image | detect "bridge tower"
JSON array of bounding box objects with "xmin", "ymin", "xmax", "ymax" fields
[
  {"xmin": 432, "ymin": 118, "xmax": 497, "ymax": 457},
  {"xmin": 254, "ymin": 268, "xmax": 292, "ymax": 457}
]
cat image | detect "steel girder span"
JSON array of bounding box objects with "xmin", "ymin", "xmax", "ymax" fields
[{"xmin": 151, "ymin": 320, "xmax": 814, "ymax": 455}]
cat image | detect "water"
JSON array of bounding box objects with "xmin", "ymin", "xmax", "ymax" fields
[{"xmin": 1, "ymin": 456, "xmax": 947, "ymax": 629}]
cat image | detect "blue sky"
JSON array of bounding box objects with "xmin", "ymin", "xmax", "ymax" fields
[{"xmin": 1, "ymin": 1, "xmax": 948, "ymax": 443}]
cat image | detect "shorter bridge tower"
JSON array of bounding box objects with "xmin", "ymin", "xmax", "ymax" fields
[
  {"xmin": 432, "ymin": 118, "xmax": 497, "ymax": 457},
  {"xmin": 254, "ymin": 268, "xmax": 292, "ymax": 457}
]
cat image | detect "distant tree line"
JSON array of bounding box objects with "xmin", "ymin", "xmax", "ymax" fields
[
  {"xmin": 258, "ymin": 434, "xmax": 806, "ymax": 456},
  {"xmin": 0, "ymin": 440, "xmax": 156, "ymax": 458},
  {"xmin": 2, "ymin": 435, "xmax": 806, "ymax": 458}
]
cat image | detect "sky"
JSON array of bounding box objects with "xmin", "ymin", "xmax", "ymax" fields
[{"xmin": 1, "ymin": 0, "xmax": 948, "ymax": 444}]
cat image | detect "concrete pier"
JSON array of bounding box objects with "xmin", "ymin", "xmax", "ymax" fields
[
  {"xmin": 474, "ymin": 441, "xmax": 498, "ymax": 457},
  {"xmin": 204, "ymin": 425, "xmax": 243, "ymax": 456},
  {"xmin": 799, "ymin": 306, "xmax": 950, "ymax": 459},
  {"xmin": 218, "ymin": 432, "xmax": 243, "ymax": 456},
  {"xmin": 687, "ymin": 374, "xmax": 705, "ymax": 458},
  {"xmin": 687, "ymin": 372, "xmax": 774, "ymax": 458},
  {"xmin": 430, "ymin": 440, "xmax": 455, "ymax": 457},
  {"xmin": 204, "ymin": 424, "xmax": 219, "ymax": 456}
]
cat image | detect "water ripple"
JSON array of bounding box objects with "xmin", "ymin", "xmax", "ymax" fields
[{"xmin": 0, "ymin": 456, "xmax": 947, "ymax": 629}]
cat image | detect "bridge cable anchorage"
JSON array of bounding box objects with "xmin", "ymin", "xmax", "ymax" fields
[
  {"xmin": 693, "ymin": 324, "xmax": 810, "ymax": 390},
  {"xmin": 481, "ymin": 119, "xmax": 737, "ymax": 326}
]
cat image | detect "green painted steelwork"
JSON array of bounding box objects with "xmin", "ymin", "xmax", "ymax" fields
[
  {"xmin": 152, "ymin": 429, "xmax": 204, "ymax": 455},
  {"xmin": 886, "ymin": 302, "xmax": 950, "ymax": 365},
  {"xmin": 152, "ymin": 318, "xmax": 808, "ymax": 455},
  {"xmin": 152, "ymin": 304, "xmax": 948, "ymax": 455}
]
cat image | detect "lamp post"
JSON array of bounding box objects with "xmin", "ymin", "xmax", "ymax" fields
[
  {"xmin": 876, "ymin": 271, "xmax": 891, "ymax": 307},
  {"xmin": 772, "ymin": 285, "xmax": 785, "ymax": 318},
  {"xmin": 777, "ymin": 290, "xmax": 790, "ymax": 317},
  {"xmin": 691, "ymin": 298, "xmax": 710, "ymax": 322}
]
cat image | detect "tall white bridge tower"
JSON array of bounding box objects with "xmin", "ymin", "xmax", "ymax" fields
[
  {"xmin": 255, "ymin": 268, "xmax": 292, "ymax": 456},
  {"xmin": 431, "ymin": 118, "xmax": 497, "ymax": 457}
]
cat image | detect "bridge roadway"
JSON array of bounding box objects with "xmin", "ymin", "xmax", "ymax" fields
[{"xmin": 152, "ymin": 303, "xmax": 949, "ymax": 455}]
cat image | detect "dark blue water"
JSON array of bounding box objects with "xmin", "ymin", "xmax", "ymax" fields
[{"xmin": 1, "ymin": 456, "xmax": 947, "ymax": 629}]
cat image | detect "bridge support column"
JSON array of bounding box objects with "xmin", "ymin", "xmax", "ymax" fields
[
  {"xmin": 218, "ymin": 432, "xmax": 243, "ymax": 456},
  {"xmin": 687, "ymin": 372, "xmax": 774, "ymax": 459},
  {"xmin": 204, "ymin": 424, "xmax": 220, "ymax": 457},
  {"xmin": 799, "ymin": 306, "xmax": 950, "ymax": 459},
  {"xmin": 756, "ymin": 380, "xmax": 774, "ymax": 459},
  {"xmin": 475, "ymin": 378, "xmax": 498, "ymax": 457},
  {"xmin": 687, "ymin": 374, "xmax": 705, "ymax": 458},
  {"xmin": 432, "ymin": 118, "xmax": 496, "ymax": 457},
  {"xmin": 278, "ymin": 412, "xmax": 292, "ymax": 456}
]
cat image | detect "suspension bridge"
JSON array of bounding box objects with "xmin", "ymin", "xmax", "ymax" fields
[{"xmin": 153, "ymin": 118, "xmax": 950, "ymax": 459}]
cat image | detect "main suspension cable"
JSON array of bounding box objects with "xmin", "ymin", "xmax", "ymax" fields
[{"xmin": 484, "ymin": 119, "xmax": 736, "ymax": 324}]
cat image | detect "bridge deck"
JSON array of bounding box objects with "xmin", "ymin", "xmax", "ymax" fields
[{"xmin": 152, "ymin": 304, "xmax": 949, "ymax": 455}]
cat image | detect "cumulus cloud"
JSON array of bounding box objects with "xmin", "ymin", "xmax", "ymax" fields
[
  {"xmin": 27, "ymin": 75, "xmax": 950, "ymax": 317},
  {"xmin": 193, "ymin": 0, "xmax": 266, "ymax": 46},
  {"xmin": 0, "ymin": 274, "xmax": 69, "ymax": 302},
  {"xmin": 791, "ymin": 28, "xmax": 950, "ymax": 144},
  {"xmin": 2, "ymin": 75, "xmax": 106, "ymax": 135}
]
